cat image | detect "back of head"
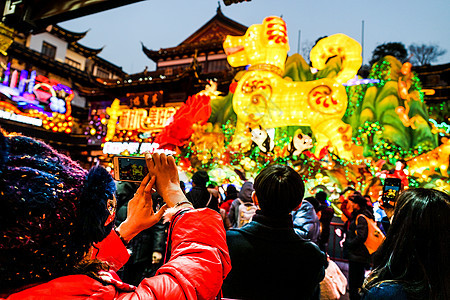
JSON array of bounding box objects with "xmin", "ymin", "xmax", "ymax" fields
[
  {"xmin": 254, "ymin": 164, "xmax": 304, "ymax": 217},
  {"xmin": 238, "ymin": 181, "xmax": 254, "ymax": 203},
  {"xmin": 225, "ymin": 184, "xmax": 239, "ymax": 200},
  {"xmin": 0, "ymin": 130, "xmax": 116, "ymax": 291},
  {"xmin": 305, "ymin": 196, "xmax": 321, "ymax": 212},
  {"xmin": 315, "ymin": 191, "xmax": 328, "ymax": 204},
  {"xmin": 365, "ymin": 188, "xmax": 450, "ymax": 299},
  {"xmin": 192, "ymin": 170, "xmax": 209, "ymax": 187},
  {"xmin": 349, "ymin": 192, "xmax": 367, "ymax": 209}
]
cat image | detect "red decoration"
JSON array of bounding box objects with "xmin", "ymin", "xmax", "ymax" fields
[
  {"xmin": 178, "ymin": 157, "xmax": 191, "ymax": 170},
  {"xmin": 155, "ymin": 94, "xmax": 212, "ymax": 148},
  {"xmin": 229, "ymin": 82, "xmax": 238, "ymax": 94}
]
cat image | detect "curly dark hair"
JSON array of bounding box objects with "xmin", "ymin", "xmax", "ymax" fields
[{"xmin": 0, "ymin": 130, "xmax": 116, "ymax": 292}]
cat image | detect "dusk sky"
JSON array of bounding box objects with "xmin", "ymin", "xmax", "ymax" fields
[{"xmin": 60, "ymin": 0, "xmax": 450, "ymax": 74}]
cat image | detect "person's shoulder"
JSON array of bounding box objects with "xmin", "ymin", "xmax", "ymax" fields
[
  {"xmin": 293, "ymin": 238, "xmax": 327, "ymax": 259},
  {"xmin": 231, "ymin": 198, "xmax": 242, "ymax": 206},
  {"xmin": 226, "ymin": 228, "xmax": 242, "ymax": 238},
  {"xmin": 363, "ymin": 282, "xmax": 407, "ymax": 300},
  {"xmin": 356, "ymin": 213, "xmax": 371, "ymax": 224},
  {"xmin": 226, "ymin": 228, "xmax": 252, "ymax": 251}
]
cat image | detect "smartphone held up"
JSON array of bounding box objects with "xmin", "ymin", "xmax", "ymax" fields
[
  {"xmin": 113, "ymin": 156, "xmax": 148, "ymax": 182},
  {"xmin": 381, "ymin": 177, "xmax": 402, "ymax": 207}
]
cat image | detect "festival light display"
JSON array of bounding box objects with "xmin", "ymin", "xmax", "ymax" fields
[
  {"xmin": 0, "ymin": 63, "xmax": 75, "ymax": 133},
  {"xmin": 170, "ymin": 16, "xmax": 448, "ymax": 192},
  {"xmin": 90, "ymin": 16, "xmax": 448, "ymax": 193},
  {"xmin": 102, "ymin": 141, "xmax": 175, "ymax": 156},
  {"xmin": 99, "ymin": 98, "xmax": 180, "ymax": 155},
  {"xmin": 223, "ymin": 17, "xmax": 362, "ymax": 160}
]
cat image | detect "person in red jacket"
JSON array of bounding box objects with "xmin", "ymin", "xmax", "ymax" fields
[{"xmin": 0, "ymin": 130, "xmax": 230, "ymax": 299}]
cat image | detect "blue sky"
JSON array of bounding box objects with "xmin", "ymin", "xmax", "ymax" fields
[{"xmin": 61, "ymin": 0, "xmax": 450, "ymax": 74}]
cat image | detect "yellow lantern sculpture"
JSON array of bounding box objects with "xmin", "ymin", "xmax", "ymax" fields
[
  {"xmin": 105, "ymin": 99, "xmax": 123, "ymax": 142},
  {"xmin": 223, "ymin": 16, "xmax": 362, "ymax": 160}
]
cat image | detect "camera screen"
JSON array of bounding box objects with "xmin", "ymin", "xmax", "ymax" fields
[
  {"xmin": 383, "ymin": 185, "xmax": 400, "ymax": 200},
  {"xmin": 117, "ymin": 157, "xmax": 148, "ymax": 182}
]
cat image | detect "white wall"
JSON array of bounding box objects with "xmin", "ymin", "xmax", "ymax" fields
[
  {"xmin": 28, "ymin": 32, "xmax": 68, "ymax": 63},
  {"xmin": 65, "ymin": 49, "xmax": 86, "ymax": 70}
]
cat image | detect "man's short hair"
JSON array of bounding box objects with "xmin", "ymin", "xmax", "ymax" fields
[{"xmin": 254, "ymin": 164, "xmax": 305, "ymax": 216}]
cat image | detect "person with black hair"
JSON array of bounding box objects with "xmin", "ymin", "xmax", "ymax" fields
[
  {"xmin": 222, "ymin": 164, "xmax": 327, "ymax": 300},
  {"xmin": 362, "ymin": 188, "xmax": 449, "ymax": 300},
  {"xmin": 207, "ymin": 182, "xmax": 221, "ymax": 211},
  {"xmin": 0, "ymin": 130, "xmax": 230, "ymax": 299},
  {"xmin": 344, "ymin": 192, "xmax": 375, "ymax": 300},
  {"xmin": 219, "ymin": 184, "xmax": 239, "ymax": 230},
  {"xmin": 220, "ymin": 184, "xmax": 239, "ymax": 215},
  {"xmin": 186, "ymin": 170, "xmax": 219, "ymax": 211}
]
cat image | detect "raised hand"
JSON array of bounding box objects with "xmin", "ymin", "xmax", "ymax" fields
[
  {"xmin": 146, "ymin": 153, "xmax": 187, "ymax": 208},
  {"xmin": 117, "ymin": 174, "xmax": 167, "ymax": 243}
]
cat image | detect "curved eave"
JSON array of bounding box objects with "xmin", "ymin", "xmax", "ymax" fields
[
  {"xmin": 180, "ymin": 6, "xmax": 247, "ymax": 45},
  {"xmin": 78, "ymin": 71, "xmax": 192, "ymax": 97},
  {"xmin": 52, "ymin": 25, "xmax": 88, "ymax": 43},
  {"xmin": 91, "ymin": 55, "xmax": 127, "ymax": 76},
  {"xmin": 143, "ymin": 41, "xmax": 225, "ymax": 62},
  {"xmin": 68, "ymin": 42, "xmax": 103, "ymax": 58}
]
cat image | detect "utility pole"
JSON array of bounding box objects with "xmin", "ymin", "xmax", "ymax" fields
[{"xmin": 297, "ymin": 29, "xmax": 301, "ymax": 54}]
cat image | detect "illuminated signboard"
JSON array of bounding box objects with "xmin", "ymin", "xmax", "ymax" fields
[
  {"xmin": 118, "ymin": 107, "xmax": 177, "ymax": 131},
  {"xmin": 102, "ymin": 99, "xmax": 178, "ymax": 143},
  {"xmin": 0, "ymin": 109, "xmax": 43, "ymax": 126},
  {"xmin": 103, "ymin": 141, "xmax": 176, "ymax": 155},
  {"xmin": 0, "ymin": 63, "xmax": 74, "ymax": 133}
]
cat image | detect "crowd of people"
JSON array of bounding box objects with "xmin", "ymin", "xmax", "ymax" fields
[{"xmin": 0, "ymin": 129, "xmax": 449, "ymax": 300}]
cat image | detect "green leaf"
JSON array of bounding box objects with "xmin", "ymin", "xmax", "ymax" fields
[
  {"xmin": 209, "ymin": 93, "xmax": 237, "ymax": 126},
  {"xmin": 283, "ymin": 53, "xmax": 314, "ymax": 82}
]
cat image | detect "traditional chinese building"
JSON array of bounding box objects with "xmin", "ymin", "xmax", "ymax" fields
[
  {"xmin": 85, "ymin": 6, "xmax": 247, "ymax": 105},
  {"xmin": 413, "ymin": 63, "xmax": 450, "ymax": 124},
  {"xmin": 84, "ymin": 6, "xmax": 248, "ymax": 155},
  {"xmin": 0, "ymin": 23, "xmax": 126, "ymax": 166},
  {"xmin": 0, "ymin": 5, "xmax": 249, "ymax": 162}
]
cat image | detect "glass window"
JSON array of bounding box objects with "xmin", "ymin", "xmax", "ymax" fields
[{"xmin": 41, "ymin": 41, "xmax": 56, "ymax": 59}]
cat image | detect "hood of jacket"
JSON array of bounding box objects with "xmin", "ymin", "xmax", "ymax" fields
[{"xmin": 238, "ymin": 181, "xmax": 254, "ymax": 203}]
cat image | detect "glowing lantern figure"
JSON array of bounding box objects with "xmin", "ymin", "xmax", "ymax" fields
[
  {"xmin": 105, "ymin": 99, "xmax": 123, "ymax": 141},
  {"xmin": 223, "ymin": 17, "xmax": 362, "ymax": 160}
]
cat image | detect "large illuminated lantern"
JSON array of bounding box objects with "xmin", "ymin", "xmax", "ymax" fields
[
  {"xmin": 223, "ymin": 16, "xmax": 362, "ymax": 160},
  {"xmin": 0, "ymin": 64, "xmax": 75, "ymax": 133}
]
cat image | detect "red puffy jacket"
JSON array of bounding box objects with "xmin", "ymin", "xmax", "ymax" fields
[{"xmin": 1, "ymin": 208, "xmax": 231, "ymax": 300}]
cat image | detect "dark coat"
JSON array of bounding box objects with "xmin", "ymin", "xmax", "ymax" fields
[
  {"xmin": 319, "ymin": 206, "xmax": 335, "ymax": 243},
  {"xmin": 222, "ymin": 211, "xmax": 327, "ymax": 300},
  {"xmin": 186, "ymin": 186, "xmax": 219, "ymax": 212},
  {"xmin": 362, "ymin": 282, "xmax": 408, "ymax": 300},
  {"xmin": 345, "ymin": 207, "xmax": 374, "ymax": 264}
]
